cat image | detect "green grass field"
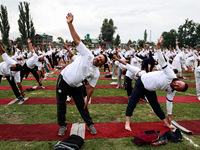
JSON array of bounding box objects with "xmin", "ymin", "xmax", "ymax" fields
[{"xmin": 0, "ymin": 56, "xmax": 200, "ymax": 150}]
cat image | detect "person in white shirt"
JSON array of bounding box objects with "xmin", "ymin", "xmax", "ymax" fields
[
  {"xmin": 20, "ymin": 39, "xmax": 45, "ymax": 89},
  {"xmin": 193, "ymin": 52, "xmax": 200, "ymax": 100},
  {"xmin": 0, "ymin": 44, "xmax": 25, "ymax": 101},
  {"xmin": 124, "ymin": 36, "xmax": 188, "ymax": 131},
  {"xmin": 57, "ymin": 13, "xmax": 107, "ymax": 136}
]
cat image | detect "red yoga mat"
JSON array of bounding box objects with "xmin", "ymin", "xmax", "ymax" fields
[
  {"xmin": 0, "ymin": 96, "xmax": 199, "ymax": 105},
  {"xmin": 0, "ymin": 84, "xmax": 196, "ymax": 90},
  {"xmin": 176, "ymin": 120, "xmax": 200, "ymax": 135},
  {"xmin": 0, "ymin": 121, "xmax": 171, "ymax": 141}
]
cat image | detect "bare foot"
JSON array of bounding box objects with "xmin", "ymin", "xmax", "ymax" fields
[
  {"xmin": 164, "ymin": 124, "xmax": 175, "ymax": 130},
  {"xmin": 125, "ymin": 123, "xmax": 132, "ymax": 131}
]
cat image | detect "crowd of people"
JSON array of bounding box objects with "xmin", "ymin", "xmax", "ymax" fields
[{"xmin": 0, "ymin": 13, "xmax": 200, "ymax": 137}]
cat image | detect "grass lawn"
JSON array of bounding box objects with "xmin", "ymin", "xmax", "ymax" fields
[{"xmin": 0, "ymin": 58, "xmax": 200, "ymax": 150}]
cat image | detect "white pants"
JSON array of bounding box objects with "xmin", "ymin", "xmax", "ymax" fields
[{"xmin": 195, "ymin": 68, "xmax": 200, "ymax": 97}]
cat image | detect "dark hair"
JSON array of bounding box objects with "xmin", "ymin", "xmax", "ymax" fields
[
  {"xmin": 182, "ymin": 83, "xmax": 188, "ymax": 92},
  {"xmin": 103, "ymin": 54, "xmax": 108, "ymax": 64},
  {"xmin": 15, "ymin": 63, "xmax": 22, "ymax": 71},
  {"xmin": 173, "ymin": 69, "xmax": 178, "ymax": 74}
]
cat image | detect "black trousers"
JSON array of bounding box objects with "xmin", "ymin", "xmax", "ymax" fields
[
  {"xmin": 56, "ymin": 74, "xmax": 94, "ymax": 127},
  {"xmin": 46, "ymin": 55, "xmax": 54, "ymax": 68},
  {"xmin": 126, "ymin": 77, "xmax": 165, "ymax": 120},
  {"xmin": 0, "ymin": 75, "xmax": 21, "ymax": 98},
  {"xmin": 142, "ymin": 58, "xmax": 155, "ymax": 73},
  {"xmin": 104, "ymin": 63, "xmax": 110, "ymax": 72},
  {"xmin": 21, "ymin": 63, "xmax": 42, "ymax": 86},
  {"xmin": 125, "ymin": 76, "xmax": 133, "ymax": 97}
]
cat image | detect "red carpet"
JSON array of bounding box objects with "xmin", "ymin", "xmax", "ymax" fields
[
  {"xmin": 179, "ymin": 76, "xmax": 195, "ymax": 79},
  {"xmin": 0, "ymin": 84, "xmax": 196, "ymax": 90},
  {"xmin": 0, "ymin": 96, "xmax": 199, "ymax": 105},
  {"xmin": 0, "ymin": 98, "xmax": 13, "ymax": 105},
  {"xmin": 0, "ymin": 122, "xmax": 172, "ymax": 141},
  {"xmin": 53, "ymin": 72, "xmax": 116, "ymax": 75},
  {"xmin": 176, "ymin": 120, "xmax": 200, "ymax": 135},
  {"xmin": 24, "ymin": 77, "xmax": 58, "ymax": 80},
  {"xmin": 24, "ymin": 77, "xmax": 112, "ymax": 80}
]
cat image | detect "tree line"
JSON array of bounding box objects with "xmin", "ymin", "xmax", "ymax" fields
[{"xmin": 0, "ymin": 2, "xmax": 35, "ymax": 46}]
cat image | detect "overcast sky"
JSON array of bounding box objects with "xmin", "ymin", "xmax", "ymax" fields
[{"xmin": 1, "ymin": 0, "xmax": 200, "ymax": 43}]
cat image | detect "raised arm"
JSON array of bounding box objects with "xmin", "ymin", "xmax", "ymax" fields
[
  {"xmin": 66, "ymin": 13, "xmax": 81, "ymax": 46},
  {"xmin": 113, "ymin": 54, "xmax": 127, "ymax": 65},
  {"xmin": 22, "ymin": 44, "xmax": 25, "ymax": 52},
  {"xmin": 27, "ymin": 39, "xmax": 39, "ymax": 55},
  {"xmin": 0, "ymin": 44, "xmax": 6, "ymax": 54},
  {"xmin": 42, "ymin": 41, "xmax": 44, "ymax": 51},
  {"xmin": 63, "ymin": 42, "xmax": 74, "ymax": 57},
  {"xmin": 176, "ymin": 41, "xmax": 181, "ymax": 53}
]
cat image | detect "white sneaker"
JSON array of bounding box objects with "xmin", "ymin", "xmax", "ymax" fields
[
  {"xmin": 198, "ymin": 96, "xmax": 200, "ymax": 101},
  {"xmin": 40, "ymin": 86, "xmax": 45, "ymax": 89},
  {"xmin": 112, "ymin": 77, "xmax": 117, "ymax": 79},
  {"xmin": 66, "ymin": 95, "xmax": 71, "ymax": 102}
]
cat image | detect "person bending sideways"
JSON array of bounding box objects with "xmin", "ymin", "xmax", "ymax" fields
[
  {"xmin": 125, "ymin": 36, "xmax": 188, "ymax": 131},
  {"xmin": 0, "ymin": 44, "xmax": 25, "ymax": 101},
  {"xmin": 56, "ymin": 13, "xmax": 107, "ymax": 136}
]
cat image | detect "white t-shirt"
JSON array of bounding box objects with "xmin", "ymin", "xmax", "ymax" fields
[
  {"xmin": 61, "ymin": 42, "xmax": 100, "ymax": 87},
  {"xmin": 26, "ymin": 52, "xmax": 39, "ymax": 69},
  {"xmin": 0, "ymin": 53, "xmax": 21, "ymax": 82},
  {"xmin": 141, "ymin": 65, "xmax": 176, "ymax": 114}
]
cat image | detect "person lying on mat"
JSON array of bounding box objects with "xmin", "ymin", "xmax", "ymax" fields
[
  {"xmin": 124, "ymin": 36, "xmax": 188, "ymax": 131},
  {"xmin": 0, "ymin": 44, "xmax": 25, "ymax": 101},
  {"xmin": 56, "ymin": 13, "xmax": 108, "ymax": 136}
]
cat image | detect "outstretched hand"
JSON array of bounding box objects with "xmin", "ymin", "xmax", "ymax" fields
[
  {"xmin": 176, "ymin": 40, "xmax": 178, "ymax": 45},
  {"xmin": 84, "ymin": 100, "xmax": 89, "ymax": 109},
  {"xmin": 113, "ymin": 54, "xmax": 119, "ymax": 61},
  {"xmin": 0, "ymin": 44, "xmax": 5, "ymax": 54},
  {"xmin": 66, "ymin": 13, "xmax": 73, "ymax": 24},
  {"xmin": 156, "ymin": 36, "xmax": 163, "ymax": 50},
  {"xmin": 27, "ymin": 38, "xmax": 31, "ymax": 43}
]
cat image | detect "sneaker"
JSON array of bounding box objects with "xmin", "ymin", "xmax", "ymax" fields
[
  {"xmin": 66, "ymin": 95, "xmax": 71, "ymax": 102},
  {"xmin": 198, "ymin": 96, "xmax": 200, "ymax": 101},
  {"xmin": 17, "ymin": 96, "xmax": 24, "ymax": 102},
  {"xmin": 142, "ymin": 96, "xmax": 148, "ymax": 102},
  {"xmin": 39, "ymin": 86, "xmax": 45, "ymax": 89},
  {"xmin": 150, "ymin": 137, "xmax": 168, "ymax": 146},
  {"xmin": 112, "ymin": 77, "xmax": 117, "ymax": 79},
  {"xmin": 58, "ymin": 126, "xmax": 67, "ymax": 136},
  {"xmin": 88, "ymin": 124, "xmax": 97, "ymax": 135}
]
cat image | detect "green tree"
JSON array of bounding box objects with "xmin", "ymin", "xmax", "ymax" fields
[
  {"xmin": 99, "ymin": 18, "xmax": 117, "ymax": 43},
  {"xmin": 18, "ymin": 2, "xmax": 35, "ymax": 44},
  {"xmin": 137, "ymin": 39, "xmax": 145, "ymax": 48},
  {"xmin": 196, "ymin": 24, "xmax": 200, "ymax": 46},
  {"xmin": 162, "ymin": 29, "xmax": 177, "ymax": 48},
  {"xmin": 0, "ymin": 5, "xmax": 10, "ymax": 46},
  {"xmin": 127, "ymin": 39, "xmax": 132, "ymax": 45},
  {"xmin": 144, "ymin": 29, "xmax": 147, "ymax": 42},
  {"xmin": 114, "ymin": 34, "xmax": 121, "ymax": 46},
  {"xmin": 177, "ymin": 19, "xmax": 197, "ymax": 47},
  {"xmin": 57, "ymin": 37, "xmax": 64, "ymax": 44}
]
